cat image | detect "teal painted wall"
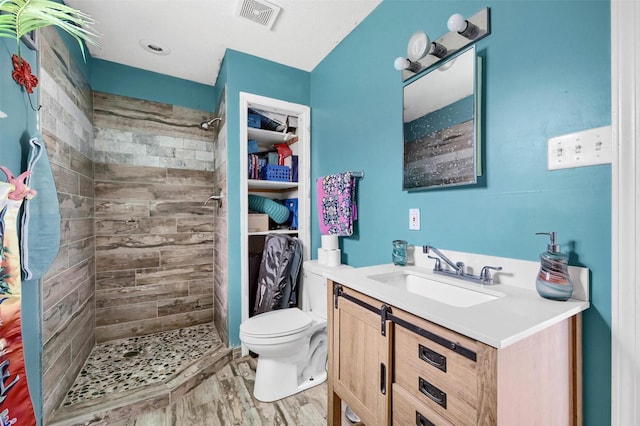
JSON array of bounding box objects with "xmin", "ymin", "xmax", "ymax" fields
[
  {"xmin": 222, "ymin": 49, "xmax": 310, "ymax": 346},
  {"xmin": 0, "ymin": 39, "xmax": 43, "ymax": 424},
  {"xmin": 91, "ymin": 58, "xmax": 217, "ymax": 111},
  {"xmin": 311, "ymin": 1, "xmax": 610, "ymax": 424}
]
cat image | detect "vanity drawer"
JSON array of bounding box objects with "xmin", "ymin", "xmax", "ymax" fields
[
  {"xmin": 393, "ymin": 384, "xmax": 455, "ymax": 426},
  {"xmin": 394, "ymin": 323, "xmax": 477, "ymax": 425}
]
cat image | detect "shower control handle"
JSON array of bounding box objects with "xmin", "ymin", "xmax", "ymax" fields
[{"xmin": 203, "ymin": 190, "xmax": 224, "ymax": 208}]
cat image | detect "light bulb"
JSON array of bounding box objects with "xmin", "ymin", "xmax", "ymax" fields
[
  {"xmin": 447, "ymin": 13, "xmax": 467, "ymax": 33},
  {"xmin": 394, "ymin": 57, "xmax": 421, "ymax": 73},
  {"xmin": 447, "ymin": 13, "xmax": 480, "ymax": 39},
  {"xmin": 407, "ymin": 31, "xmax": 430, "ymax": 61},
  {"xmin": 394, "ymin": 57, "xmax": 408, "ymax": 70}
]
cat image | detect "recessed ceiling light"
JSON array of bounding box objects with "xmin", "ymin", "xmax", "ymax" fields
[{"xmin": 139, "ymin": 39, "xmax": 171, "ymax": 56}]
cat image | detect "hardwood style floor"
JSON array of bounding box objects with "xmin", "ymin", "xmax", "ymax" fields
[
  {"xmin": 111, "ymin": 356, "xmax": 361, "ymax": 426},
  {"xmin": 49, "ymin": 324, "xmax": 360, "ymax": 425}
]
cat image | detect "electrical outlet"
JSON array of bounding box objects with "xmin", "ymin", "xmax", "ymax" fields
[
  {"xmin": 547, "ymin": 125, "xmax": 612, "ymax": 170},
  {"xmin": 409, "ymin": 208, "xmax": 420, "ymax": 230}
]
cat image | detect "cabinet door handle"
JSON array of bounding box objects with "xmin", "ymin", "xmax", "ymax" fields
[
  {"xmin": 380, "ymin": 363, "xmax": 386, "ymax": 395},
  {"xmin": 419, "ymin": 344, "xmax": 447, "ymax": 372},
  {"xmin": 416, "ymin": 411, "xmax": 436, "ymax": 426},
  {"xmin": 419, "ymin": 377, "xmax": 447, "ymax": 409}
]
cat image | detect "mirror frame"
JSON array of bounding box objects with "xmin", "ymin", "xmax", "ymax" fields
[{"xmin": 402, "ymin": 45, "xmax": 479, "ymax": 191}]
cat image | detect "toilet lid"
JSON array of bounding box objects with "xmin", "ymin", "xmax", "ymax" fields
[{"xmin": 241, "ymin": 308, "xmax": 312, "ymax": 338}]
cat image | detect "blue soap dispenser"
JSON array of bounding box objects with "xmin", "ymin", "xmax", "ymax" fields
[{"xmin": 535, "ymin": 232, "xmax": 573, "ymax": 301}]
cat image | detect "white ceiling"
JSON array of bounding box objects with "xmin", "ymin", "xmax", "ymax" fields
[{"xmin": 64, "ymin": 0, "xmax": 382, "ymax": 86}]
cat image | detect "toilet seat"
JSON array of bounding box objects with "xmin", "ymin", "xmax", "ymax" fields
[{"xmin": 240, "ymin": 308, "xmax": 311, "ymax": 339}]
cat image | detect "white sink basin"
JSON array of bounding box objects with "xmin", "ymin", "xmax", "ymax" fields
[{"xmin": 368, "ymin": 271, "xmax": 504, "ymax": 308}]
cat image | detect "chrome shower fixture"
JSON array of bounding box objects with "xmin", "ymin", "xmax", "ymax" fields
[{"xmin": 200, "ymin": 117, "xmax": 222, "ymax": 130}]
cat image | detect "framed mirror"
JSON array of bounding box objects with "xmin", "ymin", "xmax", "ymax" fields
[{"xmin": 403, "ymin": 45, "xmax": 478, "ymax": 190}]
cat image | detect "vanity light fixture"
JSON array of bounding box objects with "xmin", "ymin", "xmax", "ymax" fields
[
  {"xmin": 447, "ymin": 13, "xmax": 480, "ymax": 39},
  {"xmin": 394, "ymin": 7, "xmax": 490, "ymax": 81}
]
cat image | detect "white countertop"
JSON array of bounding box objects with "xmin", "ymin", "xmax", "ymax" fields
[{"xmin": 320, "ymin": 248, "xmax": 590, "ymax": 349}]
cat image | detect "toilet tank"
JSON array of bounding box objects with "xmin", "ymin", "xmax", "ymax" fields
[{"xmin": 301, "ymin": 261, "xmax": 352, "ymax": 319}]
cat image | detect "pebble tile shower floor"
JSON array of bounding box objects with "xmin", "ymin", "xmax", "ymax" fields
[{"xmin": 62, "ymin": 323, "xmax": 223, "ymax": 407}]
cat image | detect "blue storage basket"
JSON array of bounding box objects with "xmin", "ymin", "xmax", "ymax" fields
[{"xmin": 261, "ymin": 165, "xmax": 291, "ymax": 182}]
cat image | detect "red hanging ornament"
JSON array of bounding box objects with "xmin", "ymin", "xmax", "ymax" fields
[{"xmin": 11, "ymin": 54, "xmax": 39, "ymax": 94}]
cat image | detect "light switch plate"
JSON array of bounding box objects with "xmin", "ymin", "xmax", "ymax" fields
[
  {"xmin": 409, "ymin": 208, "xmax": 420, "ymax": 230},
  {"xmin": 547, "ymin": 125, "xmax": 612, "ymax": 170}
]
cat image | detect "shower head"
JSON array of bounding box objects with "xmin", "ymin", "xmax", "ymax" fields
[{"xmin": 200, "ymin": 117, "xmax": 222, "ymax": 131}]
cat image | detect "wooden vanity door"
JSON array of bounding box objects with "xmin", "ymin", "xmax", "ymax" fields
[{"xmin": 329, "ymin": 285, "xmax": 391, "ymax": 426}]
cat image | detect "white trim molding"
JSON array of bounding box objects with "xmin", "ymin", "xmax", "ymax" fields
[
  {"xmin": 238, "ymin": 92, "xmax": 311, "ymax": 356},
  {"xmin": 611, "ymin": 0, "xmax": 640, "ymax": 424}
]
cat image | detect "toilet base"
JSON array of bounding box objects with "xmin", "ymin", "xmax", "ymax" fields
[
  {"xmin": 253, "ymin": 357, "xmax": 327, "ymax": 402},
  {"xmin": 298, "ymin": 370, "xmax": 327, "ymax": 394}
]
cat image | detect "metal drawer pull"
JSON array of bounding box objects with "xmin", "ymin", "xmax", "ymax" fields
[
  {"xmin": 419, "ymin": 377, "xmax": 447, "ymax": 409},
  {"xmin": 380, "ymin": 363, "xmax": 386, "ymax": 395},
  {"xmin": 419, "ymin": 344, "xmax": 447, "ymax": 372},
  {"xmin": 416, "ymin": 411, "xmax": 436, "ymax": 426}
]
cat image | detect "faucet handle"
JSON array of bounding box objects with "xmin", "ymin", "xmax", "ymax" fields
[
  {"xmin": 479, "ymin": 266, "xmax": 503, "ymax": 284},
  {"xmin": 427, "ymin": 255, "xmax": 442, "ymax": 271}
]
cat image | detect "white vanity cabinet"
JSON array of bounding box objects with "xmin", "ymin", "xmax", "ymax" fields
[{"xmin": 327, "ymin": 281, "xmax": 583, "ymax": 426}]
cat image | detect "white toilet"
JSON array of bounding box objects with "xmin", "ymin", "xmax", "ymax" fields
[{"xmin": 240, "ymin": 260, "xmax": 351, "ymax": 402}]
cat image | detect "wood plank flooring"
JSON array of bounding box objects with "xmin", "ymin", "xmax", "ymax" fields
[{"xmin": 111, "ymin": 356, "xmax": 362, "ymax": 426}]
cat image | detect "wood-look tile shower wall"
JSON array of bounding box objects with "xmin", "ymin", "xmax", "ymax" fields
[
  {"xmin": 93, "ymin": 94, "xmax": 216, "ymax": 343},
  {"xmin": 38, "ymin": 25, "xmax": 219, "ymax": 419},
  {"xmin": 211, "ymin": 90, "xmax": 228, "ymax": 347},
  {"xmin": 39, "ymin": 26, "xmax": 96, "ymax": 420}
]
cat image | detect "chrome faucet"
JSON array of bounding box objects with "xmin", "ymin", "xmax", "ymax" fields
[
  {"xmin": 422, "ymin": 245, "xmax": 502, "ymax": 285},
  {"xmin": 423, "ymin": 245, "xmax": 464, "ymax": 275}
]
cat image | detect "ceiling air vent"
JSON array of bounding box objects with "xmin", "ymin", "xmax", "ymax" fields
[{"xmin": 236, "ymin": 0, "xmax": 282, "ymax": 30}]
